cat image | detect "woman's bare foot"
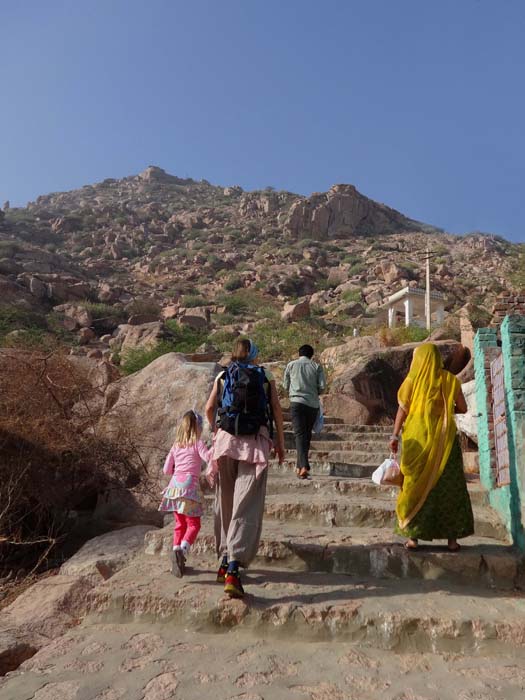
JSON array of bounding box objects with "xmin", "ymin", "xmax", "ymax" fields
[
  {"xmin": 447, "ymin": 539, "xmax": 461, "ymax": 552},
  {"xmin": 404, "ymin": 538, "xmax": 418, "ymax": 550},
  {"xmin": 298, "ymin": 467, "xmax": 310, "ymax": 479}
]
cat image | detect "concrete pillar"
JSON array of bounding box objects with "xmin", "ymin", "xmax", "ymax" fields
[
  {"xmin": 388, "ymin": 306, "xmax": 396, "ymax": 328},
  {"xmin": 474, "ymin": 328, "xmax": 499, "ymax": 493},
  {"xmin": 436, "ymin": 303, "xmax": 445, "ymax": 326},
  {"xmin": 404, "ymin": 297, "xmax": 413, "ymax": 326}
]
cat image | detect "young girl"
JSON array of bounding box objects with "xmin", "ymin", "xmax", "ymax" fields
[{"xmin": 159, "ymin": 410, "xmax": 211, "ymax": 578}]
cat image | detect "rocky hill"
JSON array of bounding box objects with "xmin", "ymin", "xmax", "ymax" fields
[{"xmin": 0, "ymin": 165, "xmax": 522, "ymax": 363}]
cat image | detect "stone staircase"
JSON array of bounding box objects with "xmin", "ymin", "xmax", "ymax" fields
[
  {"xmin": 3, "ymin": 416, "xmax": 525, "ymax": 700},
  {"xmin": 81, "ymin": 413, "xmax": 525, "ymax": 657},
  {"xmin": 280, "ymin": 411, "xmax": 391, "ymax": 476}
]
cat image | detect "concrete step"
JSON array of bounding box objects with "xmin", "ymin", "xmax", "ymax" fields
[
  {"xmin": 85, "ymin": 553, "xmax": 525, "ymax": 652},
  {"xmin": 264, "ymin": 473, "xmax": 490, "ymax": 507},
  {"xmin": 146, "ymin": 519, "xmax": 517, "ymax": 590}
]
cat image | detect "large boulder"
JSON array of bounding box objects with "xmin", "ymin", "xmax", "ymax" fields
[
  {"xmin": 53, "ymin": 303, "xmax": 93, "ymax": 329},
  {"xmin": 281, "ymin": 298, "xmax": 310, "ymax": 322},
  {"xmin": 0, "ymin": 575, "xmax": 93, "ymax": 675},
  {"xmin": 380, "ymin": 261, "xmax": 414, "ymax": 285},
  {"xmin": 321, "ymin": 337, "xmax": 468, "ymax": 423},
  {"xmin": 322, "ymin": 393, "xmax": 371, "ymax": 425},
  {"xmin": 96, "ymin": 353, "xmax": 220, "ymax": 524},
  {"xmin": 59, "ymin": 525, "xmax": 154, "ymax": 583},
  {"xmin": 112, "ymin": 321, "xmax": 167, "ymax": 355}
]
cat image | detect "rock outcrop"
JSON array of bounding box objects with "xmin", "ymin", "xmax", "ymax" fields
[
  {"xmin": 96, "ymin": 353, "xmax": 220, "ymax": 523},
  {"xmin": 284, "ymin": 184, "xmax": 418, "ymax": 239}
]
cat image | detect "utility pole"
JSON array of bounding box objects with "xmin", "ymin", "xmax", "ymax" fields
[{"xmin": 425, "ymin": 247, "xmax": 431, "ymax": 331}]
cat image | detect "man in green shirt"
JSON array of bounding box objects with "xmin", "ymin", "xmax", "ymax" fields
[{"xmin": 283, "ymin": 344, "xmax": 326, "ymax": 479}]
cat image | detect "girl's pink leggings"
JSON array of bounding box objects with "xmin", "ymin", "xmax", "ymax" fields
[{"xmin": 173, "ymin": 512, "xmax": 201, "ymax": 547}]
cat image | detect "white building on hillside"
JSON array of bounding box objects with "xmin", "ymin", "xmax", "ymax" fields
[{"xmin": 379, "ymin": 287, "xmax": 446, "ymax": 328}]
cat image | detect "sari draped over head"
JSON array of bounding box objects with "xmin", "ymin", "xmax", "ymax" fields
[{"xmin": 396, "ymin": 343, "xmax": 460, "ymax": 529}]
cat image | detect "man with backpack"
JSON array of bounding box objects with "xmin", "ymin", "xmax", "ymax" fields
[
  {"xmin": 205, "ymin": 338, "xmax": 284, "ymax": 599},
  {"xmin": 283, "ymin": 344, "xmax": 326, "ymax": 479}
]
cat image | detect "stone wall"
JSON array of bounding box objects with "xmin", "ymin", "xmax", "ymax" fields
[
  {"xmin": 474, "ymin": 317, "xmax": 525, "ymax": 549},
  {"xmin": 491, "ymin": 291, "xmax": 525, "ymax": 325}
]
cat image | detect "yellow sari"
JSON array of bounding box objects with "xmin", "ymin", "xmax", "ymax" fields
[{"xmin": 396, "ymin": 343, "xmax": 460, "ymax": 529}]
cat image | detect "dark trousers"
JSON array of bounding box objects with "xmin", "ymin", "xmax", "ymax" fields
[{"xmin": 290, "ymin": 402, "xmax": 319, "ymax": 471}]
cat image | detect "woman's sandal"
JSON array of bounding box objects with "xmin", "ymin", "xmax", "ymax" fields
[
  {"xmin": 447, "ymin": 542, "xmax": 461, "ymax": 553},
  {"xmin": 298, "ymin": 468, "xmax": 310, "ymax": 480},
  {"xmin": 404, "ymin": 539, "xmax": 419, "ymax": 551}
]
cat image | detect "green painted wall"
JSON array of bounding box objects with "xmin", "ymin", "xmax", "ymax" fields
[{"xmin": 474, "ymin": 318, "xmax": 525, "ymax": 550}]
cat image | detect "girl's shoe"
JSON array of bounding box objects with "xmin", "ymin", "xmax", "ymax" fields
[
  {"xmin": 216, "ymin": 557, "xmax": 228, "ymax": 583},
  {"xmin": 224, "ymin": 570, "xmax": 244, "ymax": 598},
  {"xmin": 172, "ymin": 549, "xmax": 186, "ymax": 578}
]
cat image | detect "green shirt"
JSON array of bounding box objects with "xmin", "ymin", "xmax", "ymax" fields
[{"xmin": 283, "ymin": 356, "xmax": 326, "ymax": 409}]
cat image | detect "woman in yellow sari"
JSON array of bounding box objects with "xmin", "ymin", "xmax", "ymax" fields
[{"xmin": 389, "ymin": 343, "xmax": 474, "ymax": 551}]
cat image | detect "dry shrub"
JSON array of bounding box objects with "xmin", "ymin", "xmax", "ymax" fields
[{"xmin": 0, "ymin": 349, "xmax": 143, "ymax": 574}]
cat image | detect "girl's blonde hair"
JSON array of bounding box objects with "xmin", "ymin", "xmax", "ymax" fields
[{"xmin": 175, "ymin": 410, "xmax": 201, "ymax": 447}]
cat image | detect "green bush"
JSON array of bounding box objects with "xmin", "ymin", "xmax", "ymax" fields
[
  {"xmin": 215, "ymin": 290, "xmax": 273, "ymax": 317},
  {"xmin": 165, "ymin": 321, "xmax": 208, "ymax": 351},
  {"xmin": 126, "ymin": 299, "xmax": 161, "ymax": 318},
  {"xmin": 120, "ymin": 323, "xmax": 209, "ymax": 374},
  {"xmin": 0, "ymin": 307, "xmax": 78, "ymax": 350},
  {"xmin": 182, "ymin": 295, "xmax": 208, "ymax": 308},
  {"xmin": 120, "ymin": 342, "xmax": 176, "ymax": 375},
  {"xmin": 378, "ymin": 325, "xmax": 430, "ymax": 347},
  {"xmin": 341, "ymin": 289, "xmax": 362, "ymax": 303},
  {"xmin": 82, "ymin": 301, "xmax": 127, "ymax": 323},
  {"xmin": 348, "ymin": 262, "xmax": 366, "ymax": 276},
  {"xmin": 224, "ymin": 275, "xmax": 243, "ymax": 292},
  {"xmin": 249, "ymin": 318, "xmax": 330, "ymax": 362}
]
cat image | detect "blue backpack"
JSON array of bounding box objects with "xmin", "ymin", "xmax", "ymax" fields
[{"xmin": 217, "ymin": 362, "xmax": 273, "ymax": 436}]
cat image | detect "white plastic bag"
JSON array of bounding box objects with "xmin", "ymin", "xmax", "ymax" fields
[
  {"xmin": 371, "ymin": 454, "xmax": 403, "ymax": 487},
  {"xmin": 312, "ymin": 405, "xmax": 324, "ymax": 435}
]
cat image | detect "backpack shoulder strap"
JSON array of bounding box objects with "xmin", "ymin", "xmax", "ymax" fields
[{"xmin": 216, "ymin": 368, "xmax": 227, "ymax": 407}]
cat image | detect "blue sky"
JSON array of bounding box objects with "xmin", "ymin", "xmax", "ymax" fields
[{"xmin": 1, "ymin": 0, "xmax": 524, "ymax": 242}]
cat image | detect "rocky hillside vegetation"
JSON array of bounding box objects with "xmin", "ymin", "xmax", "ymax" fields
[{"xmin": 0, "ymin": 165, "xmax": 522, "ymax": 367}]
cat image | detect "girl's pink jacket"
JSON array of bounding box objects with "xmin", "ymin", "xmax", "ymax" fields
[{"xmin": 163, "ymin": 440, "xmax": 212, "ymax": 489}]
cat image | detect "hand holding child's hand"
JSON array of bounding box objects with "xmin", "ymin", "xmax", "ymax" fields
[{"xmin": 205, "ymin": 469, "xmax": 216, "ymax": 488}]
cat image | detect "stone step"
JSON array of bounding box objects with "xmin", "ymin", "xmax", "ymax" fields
[
  {"xmin": 85, "ymin": 553, "xmax": 525, "ymax": 652},
  {"xmin": 285, "ymin": 439, "xmax": 391, "ymax": 453},
  {"xmin": 282, "ymin": 413, "xmax": 346, "ymax": 425},
  {"xmin": 283, "ymin": 422, "xmax": 392, "ymax": 434},
  {"xmin": 283, "ymin": 449, "xmax": 388, "ymax": 466},
  {"xmin": 264, "ymin": 473, "xmax": 490, "ymax": 508},
  {"xmin": 195, "ymin": 476, "xmax": 490, "ymax": 517},
  {"xmin": 262, "ymin": 493, "xmax": 507, "ymax": 541},
  {"xmin": 271, "ymin": 459, "xmax": 377, "ymax": 477},
  {"xmin": 146, "ymin": 519, "xmax": 517, "ymax": 589},
  {"xmin": 5, "ymin": 624, "xmax": 525, "ymax": 700}
]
